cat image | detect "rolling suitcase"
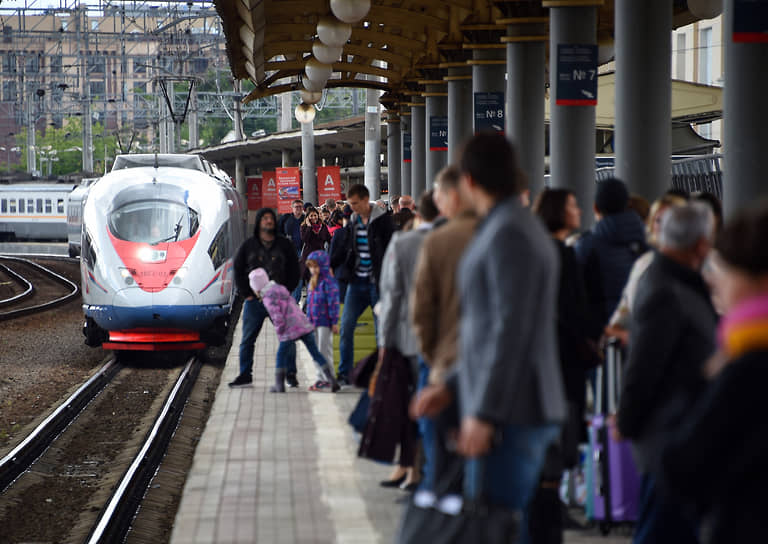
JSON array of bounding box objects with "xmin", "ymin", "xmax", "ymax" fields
[{"xmin": 589, "ymin": 339, "xmax": 641, "ymax": 534}]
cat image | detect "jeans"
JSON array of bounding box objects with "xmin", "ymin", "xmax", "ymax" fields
[
  {"xmin": 277, "ymin": 332, "xmax": 329, "ymax": 375},
  {"xmin": 338, "ymin": 280, "xmax": 378, "ymax": 378},
  {"xmin": 464, "ymin": 423, "xmax": 561, "ymax": 544},
  {"xmin": 633, "ymin": 473, "xmax": 699, "ymax": 544},
  {"xmin": 291, "ymin": 277, "xmax": 304, "ymax": 304},
  {"xmin": 417, "ymin": 358, "xmax": 436, "ymax": 491},
  {"xmin": 238, "ymin": 298, "xmax": 296, "ymax": 376}
]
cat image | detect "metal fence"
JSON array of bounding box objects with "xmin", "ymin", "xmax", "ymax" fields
[{"xmin": 594, "ymin": 154, "xmax": 723, "ymax": 198}]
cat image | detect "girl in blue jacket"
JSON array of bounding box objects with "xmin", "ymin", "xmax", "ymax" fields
[{"xmin": 305, "ymin": 250, "xmax": 341, "ymax": 391}]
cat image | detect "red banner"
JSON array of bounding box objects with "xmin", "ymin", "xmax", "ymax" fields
[
  {"xmin": 317, "ymin": 166, "xmax": 342, "ymax": 203},
  {"xmin": 262, "ymin": 170, "xmax": 278, "ymax": 210},
  {"xmin": 246, "ymin": 176, "xmax": 262, "ymax": 210},
  {"xmin": 276, "ymin": 167, "xmax": 301, "ymax": 214}
]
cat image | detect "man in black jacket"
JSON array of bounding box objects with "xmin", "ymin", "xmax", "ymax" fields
[
  {"xmin": 331, "ymin": 184, "xmax": 394, "ymax": 384},
  {"xmin": 230, "ymin": 207, "xmax": 301, "ymax": 387},
  {"xmin": 616, "ymin": 202, "xmax": 717, "ymax": 544}
]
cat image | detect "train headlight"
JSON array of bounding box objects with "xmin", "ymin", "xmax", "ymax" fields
[
  {"xmin": 138, "ymin": 247, "xmax": 167, "ymax": 263},
  {"xmin": 119, "ymin": 268, "xmax": 135, "ymax": 285}
]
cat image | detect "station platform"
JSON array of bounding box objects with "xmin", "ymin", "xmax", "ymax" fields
[{"xmin": 170, "ymin": 319, "xmax": 631, "ymax": 544}]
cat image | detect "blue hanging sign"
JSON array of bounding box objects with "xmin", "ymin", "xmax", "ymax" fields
[
  {"xmin": 733, "ymin": 0, "xmax": 768, "ymax": 42},
  {"xmin": 556, "ymin": 44, "xmax": 598, "ymax": 106},
  {"xmin": 429, "ymin": 116, "xmax": 448, "ymax": 151},
  {"xmin": 474, "ymin": 92, "xmax": 505, "ymax": 134},
  {"xmin": 403, "ymin": 133, "xmax": 412, "ymax": 163}
]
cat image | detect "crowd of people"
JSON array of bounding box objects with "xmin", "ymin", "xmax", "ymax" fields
[{"xmin": 230, "ymin": 132, "xmax": 768, "ymax": 543}]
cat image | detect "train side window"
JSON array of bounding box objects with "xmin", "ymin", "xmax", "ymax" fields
[
  {"xmin": 18, "ymin": 198, "xmax": 24, "ymax": 213},
  {"xmin": 9, "ymin": 199, "xmax": 16, "ymax": 213},
  {"xmin": 27, "ymin": 200, "xmax": 35, "ymax": 213},
  {"xmin": 45, "ymin": 199, "xmax": 52, "ymax": 213},
  {"xmin": 1, "ymin": 199, "xmax": 6, "ymax": 213},
  {"xmin": 57, "ymin": 199, "xmax": 65, "ymax": 214},
  {"xmin": 207, "ymin": 221, "xmax": 230, "ymax": 270},
  {"xmin": 36, "ymin": 198, "xmax": 43, "ymax": 213}
]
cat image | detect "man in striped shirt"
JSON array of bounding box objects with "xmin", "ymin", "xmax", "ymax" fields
[{"xmin": 334, "ymin": 184, "xmax": 395, "ymax": 385}]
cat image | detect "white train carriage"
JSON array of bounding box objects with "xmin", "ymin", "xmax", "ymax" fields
[
  {"xmin": 66, "ymin": 177, "xmax": 100, "ymax": 257},
  {"xmin": 0, "ymin": 183, "xmax": 76, "ymax": 240},
  {"xmin": 81, "ymin": 154, "xmax": 246, "ymax": 351}
]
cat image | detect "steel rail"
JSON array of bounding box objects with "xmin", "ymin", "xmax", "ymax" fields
[
  {"xmin": 85, "ymin": 355, "xmax": 202, "ymax": 544},
  {"xmin": 0, "ymin": 256, "xmax": 80, "ymax": 321},
  {"xmin": 0, "ymin": 359, "xmax": 121, "ymax": 492},
  {"xmin": 0, "ymin": 263, "xmax": 34, "ymax": 307}
]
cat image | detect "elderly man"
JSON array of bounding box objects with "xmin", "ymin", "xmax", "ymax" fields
[
  {"xmin": 399, "ymin": 195, "xmax": 415, "ymax": 211},
  {"xmin": 617, "ymin": 202, "xmax": 717, "ymax": 544}
]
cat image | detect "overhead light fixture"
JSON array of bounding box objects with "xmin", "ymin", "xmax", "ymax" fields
[
  {"xmin": 687, "ymin": 0, "xmax": 722, "ymax": 19},
  {"xmin": 295, "ymin": 102, "xmax": 316, "ymax": 124},
  {"xmin": 300, "ymin": 89, "xmax": 323, "ymax": 105},
  {"xmin": 312, "ymin": 42, "xmax": 343, "ymax": 64},
  {"xmin": 302, "ymin": 77, "xmax": 325, "ymax": 92},
  {"xmin": 305, "ymin": 57, "xmax": 333, "ymax": 84},
  {"xmin": 331, "ymin": 0, "xmax": 371, "ymax": 24},
  {"xmin": 317, "ymin": 16, "xmax": 351, "ymax": 47}
]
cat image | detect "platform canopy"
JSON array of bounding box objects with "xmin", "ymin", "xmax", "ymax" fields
[{"xmin": 214, "ymin": 0, "xmax": 704, "ymax": 108}]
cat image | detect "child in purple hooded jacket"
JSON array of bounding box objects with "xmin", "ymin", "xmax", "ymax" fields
[
  {"xmin": 249, "ymin": 268, "xmax": 339, "ymax": 393},
  {"xmin": 305, "ymin": 250, "xmax": 341, "ymax": 391}
]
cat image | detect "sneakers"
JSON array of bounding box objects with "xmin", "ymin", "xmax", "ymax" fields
[
  {"xmin": 228, "ymin": 373, "xmax": 252, "ymax": 387},
  {"xmin": 286, "ymin": 373, "xmax": 299, "ymax": 388},
  {"xmin": 336, "ymin": 375, "xmax": 351, "ymax": 387},
  {"xmin": 309, "ymin": 380, "xmax": 330, "ymax": 391}
]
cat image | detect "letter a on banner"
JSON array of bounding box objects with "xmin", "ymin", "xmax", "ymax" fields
[{"xmin": 317, "ymin": 166, "xmax": 341, "ymax": 201}]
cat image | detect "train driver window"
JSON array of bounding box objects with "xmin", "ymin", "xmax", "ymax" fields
[
  {"xmin": 9, "ymin": 199, "xmax": 16, "ymax": 213},
  {"xmin": 57, "ymin": 199, "xmax": 65, "ymax": 214},
  {"xmin": 45, "ymin": 199, "xmax": 52, "ymax": 213},
  {"xmin": 109, "ymin": 200, "xmax": 200, "ymax": 244},
  {"xmin": 36, "ymin": 198, "xmax": 43, "ymax": 213}
]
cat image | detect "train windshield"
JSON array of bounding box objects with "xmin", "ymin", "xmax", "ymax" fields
[{"xmin": 109, "ymin": 200, "xmax": 200, "ymax": 244}]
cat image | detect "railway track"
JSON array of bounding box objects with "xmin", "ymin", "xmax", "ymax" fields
[
  {"xmin": 0, "ymin": 355, "xmax": 203, "ymax": 543},
  {"xmin": 0, "ymin": 255, "xmax": 80, "ymax": 320}
]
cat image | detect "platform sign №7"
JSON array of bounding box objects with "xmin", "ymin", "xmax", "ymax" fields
[
  {"xmin": 556, "ymin": 44, "xmax": 598, "ymax": 106},
  {"xmin": 474, "ymin": 92, "xmax": 505, "ymax": 134}
]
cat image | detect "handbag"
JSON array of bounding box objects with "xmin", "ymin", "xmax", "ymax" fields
[
  {"xmin": 347, "ymin": 390, "xmax": 370, "ymax": 433},
  {"xmin": 396, "ymin": 457, "xmax": 521, "ymax": 544}
]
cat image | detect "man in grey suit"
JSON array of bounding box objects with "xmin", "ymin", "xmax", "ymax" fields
[{"xmin": 412, "ymin": 134, "xmax": 566, "ymax": 530}]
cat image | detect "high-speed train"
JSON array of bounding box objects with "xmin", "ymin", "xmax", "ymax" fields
[{"xmin": 81, "ymin": 153, "xmax": 246, "ymax": 351}]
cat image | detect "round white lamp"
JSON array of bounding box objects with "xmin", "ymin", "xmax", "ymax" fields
[
  {"xmin": 330, "ymin": 0, "xmax": 371, "ymax": 23},
  {"xmin": 305, "ymin": 58, "xmax": 333, "ymax": 84},
  {"xmin": 300, "ymin": 89, "xmax": 323, "ymax": 105},
  {"xmin": 295, "ymin": 102, "xmax": 316, "ymax": 124},
  {"xmin": 317, "ymin": 16, "xmax": 352, "ymax": 47},
  {"xmin": 302, "ymin": 77, "xmax": 325, "ymax": 92},
  {"xmin": 688, "ymin": 0, "xmax": 722, "ymax": 19},
  {"xmin": 312, "ymin": 42, "xmax": 343, "ymax": 65}
]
